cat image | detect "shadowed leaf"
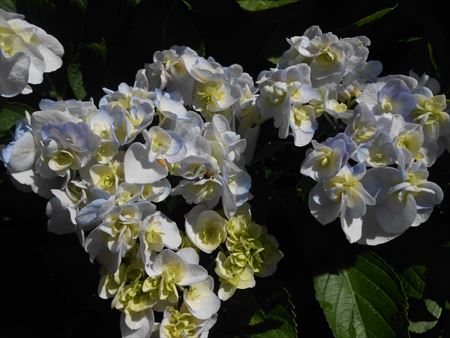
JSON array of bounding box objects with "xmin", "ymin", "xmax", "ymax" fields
[
  {"xmin": 354, "ymin": 4, "xmax": 398, "ymax": 27},
  {"xmin": 0, "ymin": 102, "xmax": 33, "ymax": 136},
  {"xmin": 67, "ymin": 62, "xmax": 87, "ymax": 100},
  {"xmin": 314, "ymin": 252, "xmax": 409, "ymax": 338},
  {"xmin": 0, "ymin": 0, "xmax": 15, "ymax": 11},
  {"xmin": 237, "ymin": 0, "xmax": 300, "ymax": 11}
]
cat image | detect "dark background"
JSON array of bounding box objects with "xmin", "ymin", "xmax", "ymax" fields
[{"xmin": 1, "ymin": 0, "xmax": 449, "ymax": 337}]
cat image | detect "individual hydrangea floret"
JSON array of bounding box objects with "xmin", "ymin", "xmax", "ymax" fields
[{"xmin": 0, "ymin": 9, "xmax": 64, "ymax": 97}]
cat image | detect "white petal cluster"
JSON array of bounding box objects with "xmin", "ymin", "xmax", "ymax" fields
[
  {"xmin": 1, "ymin": 46, "xmax": 282, "ymax": 338},
  {"xmin": 256, "ymin": 25, "xmax": 447, "ymax": 245},
  {"xmin": 0, "ymin": 9, "xmax": 64, "ymax": 97},
  {"xmin": 2, "ymin": 18, "xmax": 447, "ymax": 335}
]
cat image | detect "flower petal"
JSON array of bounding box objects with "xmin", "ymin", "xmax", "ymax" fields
[
  {"xmin": 308, "ymin": 182, "xmax": 341, "ymax": 224},
  {"xmin": 0, "ymin": 50, "xmax": 30, "ymax": 97},
  {"xmin": 179, "ymin": 264, "xmax": 208, "ymax": 286},
  {"xmin": 120, "ymin": 309, "xmax": 154, "ymax": 337},
  {"xmin": 376, "ymin": 192, "xmax": 417, "ymax": 234},
  {"xmin": 124, "ymin": 142, "xmax": 168, "ymax": 184}
]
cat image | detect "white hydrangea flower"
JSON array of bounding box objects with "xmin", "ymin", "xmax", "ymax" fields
[
  {"xmin": 99, "ymin": 83, "xmax": 155, "ymax": 144},
  {"xmin": 87, "ymin": 108, "xmax": 116, "ymax": 140},
  {"xmin": 410, "ymin": 92, "xmax": 449, "ymax": 141},
  {"xmin": 88, "ymin": 160, "xmax": 124, "ymax": 194},
  {"xmin": 143, "ymin": 126, "xmax": 186, "ymax": 164},
  {"xmin": 146, "ymin": 248, "xmax": 208, "ymax": 304},
  {"xmin": 308, "ymin": 163, "xmax": 376, "ymax": 242},
  {"xmin": 84, "ymin": 201, "xmax": 156, "ymax": 272},
  {"xmin": 355, "ymin": 130, "xmax": 398, "ymax": 168},
  {"xmin": 99, "ymin": 262, "xmax": 156, "ymax": 338},
  {"xmin": 183, "ymin": 276, "xmax": 221, "ymax": 320},
  {"xmin": 323, "ymin": 84, "xmax": 353, "ymax": 120},
  {"xmin": 160, "ymin": 304, "xmax": 217, "ymax": 338},
  {"xmin": 39, "ymin": 98, "xmax": 97, "ymax": 120},
  {"xmin": 139, "ymin": 178, "xmax": 171, "ymax": 203},
  {"xmin": 168, "ymin": 113, "xmax": 251, "ymax": 217},
  {"xmin": 0, "ymin": 9, "xmax": 64, "ymax": 97},
  {"xmin": 357, "ymin": 159, "xmax": 444, "ymax": 245},
  {"xmin": 203, "ymin": 114, "xmax": 247, "ymax": 166},
  {"xmin": 124, "ymin": 141, "xmax": 169, "ymax": 184},
  {"xmin": 171, "ymin": 178, "xmax": 223, "ymax": 208},
  {"xmin": 152, "ymin": 89, "xmax": 191, "ymax": 121},
  {"xmin": 375, "ymin": 78, "xmax": 417, "ymax": 115},
  {"xmin": 345, "ymin": 102, "xmax": 379, "ymax": 144},
  {"xmin": 185, "ymin": 205, "xmax": 227, "ymax": 253},
  {"xmin": 46, "ymin": 189, "xmax": 79, "ymax": 236},
  {"xmin": 114, "ymin": 182, "xmax": 143, "ymax": 205},
  {"xmin": 410, "ymin": 71, "xmax": 440, "ymax": 95},
  {"xmin": 386, "ymin": 114, "xmax": 438, "ymax": 166},
  {"xmin": 300, "ymin": 133, "xmax": 355, "ymax": 182},
  {"xmin": 289, "ymin": 103, "xmax": 318, "ymax": 147},
  {"xmin": 278, "ymin": 25, "xmax": 371, "ymax": 86},
  {"xmin": 46, "ymin": 180, "xmax": 101, "ymax": 240},
  {"xmin": 215, "ymin": 251, "xmax": 255, "ymax": 301},
  {"xmin": 141, "ymin": 46, "xmax": 197, "ymax": 103},
  {"xmin": 120, "ymin": 309, "xmax": 154, "ymax": 338},
  {"xmin": 0, "ymin": 115, "xmax": 36, "ymax": 173},
  {"xmin": 139, "ymin": 211, "xmax": 182, "ymax": 264},
  {"xmin": 256, "ymin": 64, "xmax": 318, "ymax": 139},
  {"xmin": 183, "ymin": 56, "xmax": 241, "ymax": 120},
  {"xmin": 39, "ymin": 122, "xmax": 100, "ymax": 177},
  {"xmin": 17, "ymin": 104, "xmax": 103, "ymax": 181}
]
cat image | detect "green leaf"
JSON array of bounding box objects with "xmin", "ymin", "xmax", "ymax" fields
[
  {"xmin": 248, "ymin": 304, "xmax": 297, "ymax": 337},
  {"xmin": 424, "ymin": 299, "xmax": 442, "ymax": 320},
  {"xmin": 409, "ymin": 320, "xmax": 438, "ymax": 334},
  {"xmin": 237, "ymin": 0, "xmax": 300, "ymax": 11},
  {"xmin": 267, "ymin": 56, "xmax": 280, "ymax": 65},
  {"xmin": 213, "ymin": 281, "xmax": 296, "ymax": 337},
  {"xmin": 86, "ymin": 38, "xmax": 107, "ymax": 61},
  {"xmin": 0, "ymin": 102, "xmax": 33, "ymax": 136},
  {"xmin": 427, "ymin": 43, "xmax": 440, "ymax": 77},
  {"xmin": 249, "ymin": 309, "xmax": 266, "ymax": 326},
  {"xmin": 0, "ymin": 0, "xmax": 16, "ymax": 11},
  {"xmin": 399, "ymin": 37, "xmax": 423, "ymax": 44},
  {"xmin": 71, "ymin": 0, "xmax": 88, "ymax": 10},
  {"xmin": 409, "ymin": 299, "xmax": 442, "ymax": 334},
  {"xmin": 399, "ymin": 265, "xmax": 443, "ymax": 334},
  {"xmin": 196, "ymin": 43, "xmax": 205, "ymax": 57},
  {"xmin": 354, "ymin": 4, "xmax": 398, "ymax": 27},
  {"xmin": 127, "ymin": 0, "xmax": 142, "ymax": 5},
  {"xmin": 247, "ymin": 287, "xmax": 297, "ymax": 338},
  {"xmin": 67, "ymin": 63, "xmax": 87, "ymax": 100},
  {"xmin": 399, "ymin": 265, "xmax": 426, "ymax": 299},
  {"xmin": 314, "ymin": 252, "xmax": 409, "ymax": 338},
  {"xmin": 180, "ymin": 0, "xmax": 193, "ymax": 11},
  {"xmin": 263, "ymin": 167, "xmax": 273, "ymax": 179}
]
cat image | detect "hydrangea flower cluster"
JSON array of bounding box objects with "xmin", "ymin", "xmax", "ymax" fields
[
  {"xmin": 2, "ymin": 13, "xmax": 448, "ymax": 336},
  {"xmin": 1, "ymin": 45, "xmax": 282, "ymax": 337},
  {"xmin": 0, "ymin": 9, "xmax": 64, "ymax": 97},
  {"xmin": 255, "ymin": 26, "xmax": 447, "ymax": 245}
]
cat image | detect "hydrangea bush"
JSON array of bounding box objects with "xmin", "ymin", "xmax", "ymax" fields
[{"xmin": 1, "ymin": 1, "xmax": 449, "ymax": 337}]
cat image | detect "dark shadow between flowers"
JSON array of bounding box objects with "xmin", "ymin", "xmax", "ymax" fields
[{"xmin": 0, "ymin": 167, "xmax": 120, "ymax": 338}]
